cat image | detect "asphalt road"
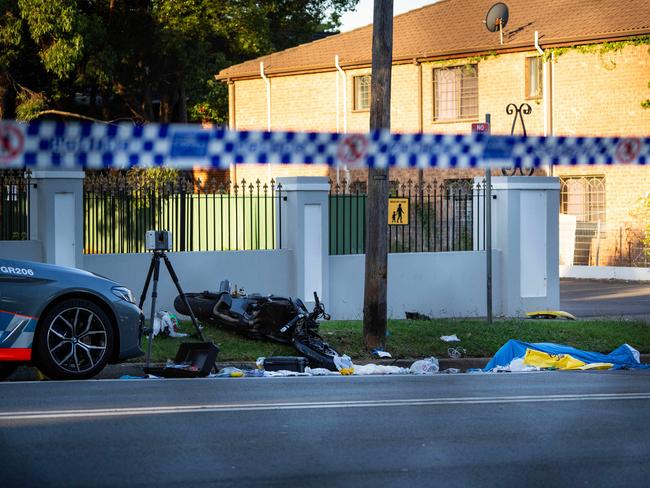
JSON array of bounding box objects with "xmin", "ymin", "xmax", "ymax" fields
[
  {"xmin": 560, "ymin": 278, "xmax": 650, "ymax": 318},
  {"xmin": 1, "ymin": 372, "xmax": 649, "ymax": 487}
]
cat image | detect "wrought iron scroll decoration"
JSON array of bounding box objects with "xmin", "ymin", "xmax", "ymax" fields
[{"xmin": 502, "ymin": 103, "xmax": 534, "ymax": 176}]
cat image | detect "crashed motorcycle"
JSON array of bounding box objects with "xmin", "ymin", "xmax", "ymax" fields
[{"xmin": 174, "ymin": 281, "xmax": 340, "ymax": 370}]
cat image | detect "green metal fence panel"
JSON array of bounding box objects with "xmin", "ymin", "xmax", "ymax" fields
[
  {"xmin": 83, "ymin": 174, "xmax": 281, "ymax": 254},
  {"xmin": 0, "ymin": 169, "xmax": 30, "ymax": 241},
  {"xmin": 329, "ymin": 179, "xmax": 484, "ymax": 255}
]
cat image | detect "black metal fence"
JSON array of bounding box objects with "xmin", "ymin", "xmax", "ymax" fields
[
  {"xmin": 0, "ymin": 169, "xmax": 31, "ymax": 241},
  {"xmin": 84, "ymin": 173, "xmax": 282, "ymax": 254},
  {"xmin": 330, "ymin": 179, "xmax": 485, "ymax": 255}
]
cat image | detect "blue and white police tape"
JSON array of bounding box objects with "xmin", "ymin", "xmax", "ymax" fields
[{"xmin": 0, "ymin": 121, "xmax": 647, "ymax": 169}]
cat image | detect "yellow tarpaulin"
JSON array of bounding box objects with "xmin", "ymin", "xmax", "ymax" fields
[{"xmin": 523, "ymin": 349, "xmax": 613, "ymax": 370}]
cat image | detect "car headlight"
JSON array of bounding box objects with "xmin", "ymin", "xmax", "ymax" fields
[{"xmin": 112, "ymin": 286, "xmax": 136, "ymax": 304}]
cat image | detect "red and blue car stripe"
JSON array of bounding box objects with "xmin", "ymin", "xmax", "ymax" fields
[{"xmin": 0, "ymin": 309, "xmax": 38, "ymax": 361}]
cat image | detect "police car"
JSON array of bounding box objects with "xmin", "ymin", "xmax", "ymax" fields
[{"xmin": 0, "ymin": 259, "xmax": 143, "ymax": 380}]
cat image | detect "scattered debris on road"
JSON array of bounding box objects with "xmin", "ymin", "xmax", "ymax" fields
[
  {"xmin": 372, "ymin": 348, "xmax": 392, "ymax": 358},
  {"xmin": 440, "ymin": 334, "xmax": 461, "ymax": 342},
  {"xmin": 405, "ymin": 312, "xmax": 432, "ymax": 320},
  {"xmin": 448, "ymin": 347, "xmax": 466, "ymax": 359}
]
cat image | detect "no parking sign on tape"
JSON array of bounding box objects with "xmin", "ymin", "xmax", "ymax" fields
[
  {"xmin": 337, "ymin": 134, "xmax": 368, "ymax": 168},
  {"xmin": 0, "ymin": 123, "xmax": 24, "ymax": 165},
  {"xmin": 615, "ymin": 138, "xmax": 642, "ymax": 164}
]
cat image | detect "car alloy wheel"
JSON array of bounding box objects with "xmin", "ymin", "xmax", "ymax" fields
[
  {"xmin": 35, "ymin": 299, "xmax": 114, "ymax": 380},
  {"xmin": 46, "ymin": 306, "xmax": 109, "ymax": 374}
]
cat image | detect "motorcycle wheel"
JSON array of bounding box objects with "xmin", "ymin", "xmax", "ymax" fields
[
  {"xmin": 174, "ymin": 293, "xmax": 221, "ymax": 321},
  {"xmin": 292, "ymin": 328, "xmax": 340, "ymax": 371}
]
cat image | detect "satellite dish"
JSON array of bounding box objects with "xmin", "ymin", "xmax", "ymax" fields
[
  {"xmin": 485, "ymin": 3, "xmax": 509, "ymax": 32},
  {"xmin": 484, "ymin": 3, "xmax": 509, "ymax": 44}
]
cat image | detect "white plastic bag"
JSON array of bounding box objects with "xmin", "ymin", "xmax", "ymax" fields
[
  {"xmin": 372, "ymin": 349, "xmax": 393, "ymax": 358},
  {"xmin": 263, "ymin": 370, "xmax": 311, "ymax": 377},
  {"xmin": 352, "ymin": 364, "xmax": 408, "ymax": 375},
  {"xmin": 333, "ymin": 354, "xmax": 353, "ymax": 371},
  {"xmin": 440, "ymin": 334, "xmax": 460, "ymax": 342},
  {"xmin": 490, "ymin": 358, "xmax": 538, "ymax": 373},
  {"xmin": 153, "ymin": 311, "xmax": 188, "ymax": 338},
  {"xmin": 409, "ymin": 357, "xmax": 440, "ymax": 375},
  {"xmin": 305, "ymin": 367, "xmax": 339, "ymax": 376}
]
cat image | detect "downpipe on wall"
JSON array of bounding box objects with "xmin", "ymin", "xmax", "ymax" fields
[
  {"xmin": 534, "ymin": 31, "xmax": 553, "ymax": 177},
  {"xmin": 260, "ymin": 62, "xmax": 272, "ymax": 182},
  {"xmin": 335, "ymin": 55, "xmax": 350, "ymax": 189}
]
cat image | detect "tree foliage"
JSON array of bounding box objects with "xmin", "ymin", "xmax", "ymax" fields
[{"xmin": 0, "ymin": 0, "xmax": 358, "ymax": 122}]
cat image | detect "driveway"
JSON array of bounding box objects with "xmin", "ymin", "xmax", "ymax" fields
[{"xmin": 560, "ymin": 278, "xmax": 650, "ymax": 319}]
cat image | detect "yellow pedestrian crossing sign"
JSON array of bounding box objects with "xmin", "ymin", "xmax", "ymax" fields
[{"xmin": 388, "ymin": 198, "xmax": 409, "ymax": 225}]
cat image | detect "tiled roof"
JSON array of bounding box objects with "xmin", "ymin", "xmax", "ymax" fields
[{"xmin": 217, "ymin": 0, "xmax": 650, "ymax": 80}]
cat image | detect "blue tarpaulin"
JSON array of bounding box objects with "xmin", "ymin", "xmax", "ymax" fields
[{"xmin": 483, "ymin": 340, "xmax": 649, "ymax": 371}]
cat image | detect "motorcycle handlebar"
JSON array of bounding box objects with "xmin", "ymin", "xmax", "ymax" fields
[
  {"xmin": 280, "ymin": 314, "xmax": 303, "ymax": 334},
  {"xmin": 310, "ymin": 291, "xmax": 330, "ymax": 321}
]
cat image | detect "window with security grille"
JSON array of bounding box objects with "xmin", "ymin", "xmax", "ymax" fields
[
  {"xmin": 353, "ymin": 75, "xmax": 371, "ymax": 111},
  {"xmin": 560, "ymin": 176, "xmax": 606, "ymax": 266},
  {"xmin": 444, "ymin": 178, "xmax": 474, "ymax": 196},
  {"xmin": 560, "ymin": 176, "xmax": 606, "ymax": 223},
  {"xmin": 525, "ymin": 56, "xmax": 543, "ymax": 99},
  {"xmin": 433, "ymin": 65, "xmax": 478, "ymax": 121}
]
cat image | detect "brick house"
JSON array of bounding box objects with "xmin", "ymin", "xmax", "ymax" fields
[{"xmin": 216, "ymin": 0, "xmax": 650, "ymax": 266}]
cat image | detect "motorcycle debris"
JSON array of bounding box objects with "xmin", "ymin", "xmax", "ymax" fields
[
  {"xmin": 448, "ymin": 346, "xmax": 466, "ymax": 359},
  {"xmin": 441, "ymin": 368, "xmax": 461, "ymax": 374},
  {"xmin": 440, "ymin": 334, "xmax": 461, "ymax": 342},
  {"xmin": 405, "ymin": 311, "xmax": 432, "ymax": 321},
  {"xmin": 372, "ymin": 349, "xmax": 392, "ymax": 359}
]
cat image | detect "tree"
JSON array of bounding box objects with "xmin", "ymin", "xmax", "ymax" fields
[
  {"xmin": 363, "ymin": 0, "xmax": 392, "ymax": 350},
  {"xmin": 0, "ymin": 0, "xmax": 358, "ymax": 123}
]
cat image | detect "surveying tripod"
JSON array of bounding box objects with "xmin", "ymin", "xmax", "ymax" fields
[{"xmin": 138, "ymin": 250, "xmax": 206, "ymax": 368}]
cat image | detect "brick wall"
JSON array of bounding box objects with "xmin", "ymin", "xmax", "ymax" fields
[
  {"xmin": 549, "ymin": 45, "xmax": 650, "ymax": 265},
  {"xmin": 229, "ymin": 44, "xmax": 650, "ymax": 265}
]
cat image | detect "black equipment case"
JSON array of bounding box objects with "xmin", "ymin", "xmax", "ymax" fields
[
  {"xmin": 263, "ymin": 356, "xmax": 308, "ymax": 372},
  {"xmin": 144, "ymin": 342, "xmax": 219, "ymax": 378}
]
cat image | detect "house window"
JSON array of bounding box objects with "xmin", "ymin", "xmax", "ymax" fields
[
  {"xmin": 560, "ymin": 176, "xmax": 606, "ymax": 223},
  {"xmin": 444, "ymin": 178, "xmax": 474, "ymax": 196},
  {"xmin": 525, "ymin": 56, "xmax": 543, "ymax": 99},
  {"xmin": 433, "ymin": 65, "xmax": 478, "ymax": 122},
  {"xmin": 3, "ymin": 184, "xmax": 18, "ymax": 202},
  {"xmin": 353, "ymin": 75, "xmax": 371, "ymax": 111}
]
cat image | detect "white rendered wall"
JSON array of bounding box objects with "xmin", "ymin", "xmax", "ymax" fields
[
  {"xmin": 329, "ymin": 251, "xmax": 502, "ymax": 320},
  {"xmin": 0, "ymin": 240, "xmax": 43, "ymax": 262},
  {"xmin": 83, "ymin": 250, "xmax": 295, "ymax": 313},
  {"xmin": 560, "ymin": 265, "xmax": 650, "ymax": 281}
]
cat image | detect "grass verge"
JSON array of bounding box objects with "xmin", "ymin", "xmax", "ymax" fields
[{"xmin": 143, "ymin": 318, "xmax": 650, "ymax": 363}]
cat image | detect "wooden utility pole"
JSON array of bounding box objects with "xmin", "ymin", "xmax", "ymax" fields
[{"xmin": 363, "ymin": 0, "xmax": 393, "ymax": 350}]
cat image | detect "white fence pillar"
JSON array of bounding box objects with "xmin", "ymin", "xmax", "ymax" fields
[
  {"xmin": 491, "ymin": 176, "xmax": 560, "ymax": 316},
  {"xmin": 30, "ymin": 171, "xmax": 85, "ymax": 268},
  {"xmin": 277, "ymin": 177, "xmax": 330, "ymax": 309}
]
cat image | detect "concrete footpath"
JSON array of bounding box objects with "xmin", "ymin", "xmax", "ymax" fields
[{"xmin": 8, "ymin": 355, "xmax": 650, "ymax": 381}]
